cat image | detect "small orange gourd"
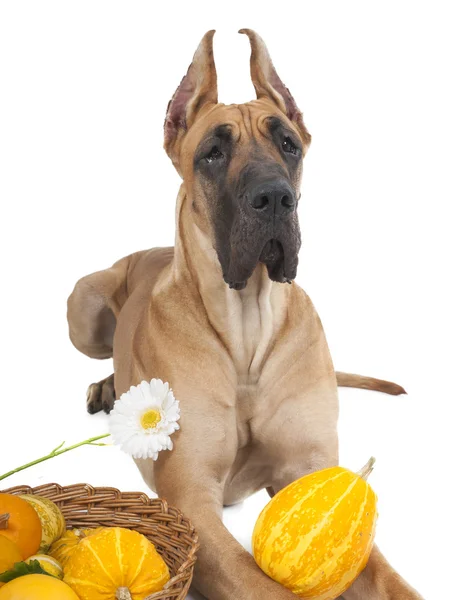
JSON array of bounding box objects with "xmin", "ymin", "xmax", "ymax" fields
[
  {"xmin": 64, "ymin": 527, "xmax": 170, "ymax": 600},
  {"xmin": 0, "ymin": 537, "xmax": 22, "ymax": 588},
  {"xmin": 253, "ymin": 458, "xmax": 378, "ymax": 600},
  {"xmin": 0, "ymin": 494, "xmax": 42, "ymax": 559}
]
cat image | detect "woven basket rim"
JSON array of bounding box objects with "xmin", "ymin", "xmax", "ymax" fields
[{"xmin": 1, "ymin": 482, "xmax": 199, "ymax": 600}]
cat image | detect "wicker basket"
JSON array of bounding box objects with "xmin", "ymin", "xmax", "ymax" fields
[{"xmin": 3, "ymin": 483, "xmax": 199, "ymax": 600}]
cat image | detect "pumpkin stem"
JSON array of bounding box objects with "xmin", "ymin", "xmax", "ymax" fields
[
  {"xmin": 74, "ymin": 528, "xmax": 87, "ymax": 540},
  {"xmin": 357, "ymin": 457, "xmax": 376, "ymax": 480},
  {"xmin": 0, "ymin": 513, "xmax": 9, "ymax": 530},
  {"xmin": 116, "ymin": 587, "xmax": 132, "ymax": 600}
]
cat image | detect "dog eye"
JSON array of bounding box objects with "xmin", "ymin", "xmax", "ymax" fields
[
  {"xmin": 204, "ymin": 146, "xmax": 224, "ymax": 164},
  {"xmin": 282, "ymin": 137, "xmax": 298, "ymax": 155}
]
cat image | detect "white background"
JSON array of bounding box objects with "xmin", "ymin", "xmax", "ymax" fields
[{"xmin": 1, "ymin": 2, "xmax": 449, "ymax": 598}]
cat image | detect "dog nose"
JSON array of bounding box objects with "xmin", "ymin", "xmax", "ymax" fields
[{"xmin": 249, "ymin": 180, "xmax": 296, "ymax": 216}]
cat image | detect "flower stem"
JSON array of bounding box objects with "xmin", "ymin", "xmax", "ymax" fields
[
  {"xmin": 50, "ymin": 441, "xmax": 66, "ymax": 454},
  {"xmin": 0, "ymin": 435, "xmax": 111, "ymax": 483}
]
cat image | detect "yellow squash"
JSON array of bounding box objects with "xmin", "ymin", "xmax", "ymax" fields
[
  {"xmin": 64, "ymin": 527, "xmax": 170, "ymax": 600},
  {"xmin": 20, "ymin": 495, "xmax": 65, "ymax": 553},
  {"xmin": 253, "ymin": 458, "xmax": 378, "ymax": 600},
  {"xmin": 0, "ymin": 573, "xmax": 79, "ymax": 600}
]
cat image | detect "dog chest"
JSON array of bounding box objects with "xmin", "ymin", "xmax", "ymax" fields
[{"xmin": 223, "ymin": 266, "xmax": 288, "ymax": 382}]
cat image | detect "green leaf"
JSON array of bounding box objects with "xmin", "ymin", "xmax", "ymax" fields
[{"xmin": 0, "ymin": 559, "xmax": 55, "ymax": 583}]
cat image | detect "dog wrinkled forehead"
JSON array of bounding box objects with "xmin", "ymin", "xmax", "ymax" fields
[
  {"xmin": 164, "ymin": 29, "xmax": 311, "ymax": 174},
  {"xmin": 179, "ymin": 101, "xmax": 296, "ymax": 169}
]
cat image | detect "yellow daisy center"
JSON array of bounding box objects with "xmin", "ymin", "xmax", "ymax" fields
[{"xmin": 140, "ymin": 409, "xmax": 161, "ymax": 430}]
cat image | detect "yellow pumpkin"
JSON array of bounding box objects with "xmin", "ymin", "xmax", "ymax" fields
[
  {"xmin": 49, "ymin": 528, "xmax": 103, "ymax": 567},
  {"xmin": 253, "ymin": 458, "xmax": 378, "ymax": 600},
  {"xmin": 64, "ymin": 527, "xmax": 170, "ymax": 600},
  {"xmin": 19, "ymin": 495, "xmax": 65, "ymax": 553},
  {"xmin": 0, "ymin": 537, "xmax": 22, "ymax": 588},
  {"xmin": 0, "ymin": 573, "xmax": 79, "ymax": 600}
]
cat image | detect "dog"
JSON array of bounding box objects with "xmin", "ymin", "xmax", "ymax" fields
[{"xmin": 67, "ymin": 30, "xmax": 423, "ymax": 600}]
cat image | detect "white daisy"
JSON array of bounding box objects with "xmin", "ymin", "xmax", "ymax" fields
[{"xmin": 109, "ymin": 379, "xmax": 180, "ymax": 460}]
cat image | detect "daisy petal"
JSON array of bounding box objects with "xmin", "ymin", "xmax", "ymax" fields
[{"xmin": 109, "ymin": 378, "xmax": 180, "ymax": 460}]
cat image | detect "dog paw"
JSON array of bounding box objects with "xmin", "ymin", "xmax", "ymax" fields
[{"xmin": 86, "ymin": 373, "xmax": 116, "ymax": 414}]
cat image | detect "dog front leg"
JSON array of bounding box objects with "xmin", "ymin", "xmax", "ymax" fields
[
  {"xmin": 154, "ymin": 460, "xmax": 298, "ymax": 600},
  {"xmin": 342, "ymin": 545, "xmax": 423, "ymax": 600}
]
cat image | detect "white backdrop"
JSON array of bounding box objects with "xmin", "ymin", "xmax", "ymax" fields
[{"xmin": 1, "ymin": 2, "xmax": 449, "ymax": 599}]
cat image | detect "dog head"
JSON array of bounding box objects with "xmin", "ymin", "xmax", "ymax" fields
[{"xmin": 164, "ymin": 30, "xmax": 311, "ymax": 290}]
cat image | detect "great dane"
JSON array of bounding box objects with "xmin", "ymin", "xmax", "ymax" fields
[{"xmin": 67, "ymin": 30, "xmax": 422, "ymax": 600}]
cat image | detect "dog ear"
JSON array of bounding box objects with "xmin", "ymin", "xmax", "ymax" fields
[
  {"xmin": 239, "ymin": 29, "xmax": 311, "ymax": 147},
  {"xmin": 164, "ymin": 30, "xmax": 218, "ymax": 167}
]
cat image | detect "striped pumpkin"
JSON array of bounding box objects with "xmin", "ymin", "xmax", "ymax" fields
[
  {"xmin": 253, "ymin": 459, "xmax": 378, "ymax": 600},
  {"xmin": 20, "ymin": 495, "xmax": 66, "ymax": 553},
  {"xmin": 64, "ymin": 527, "xmax": 170, "ymax": 600}
]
